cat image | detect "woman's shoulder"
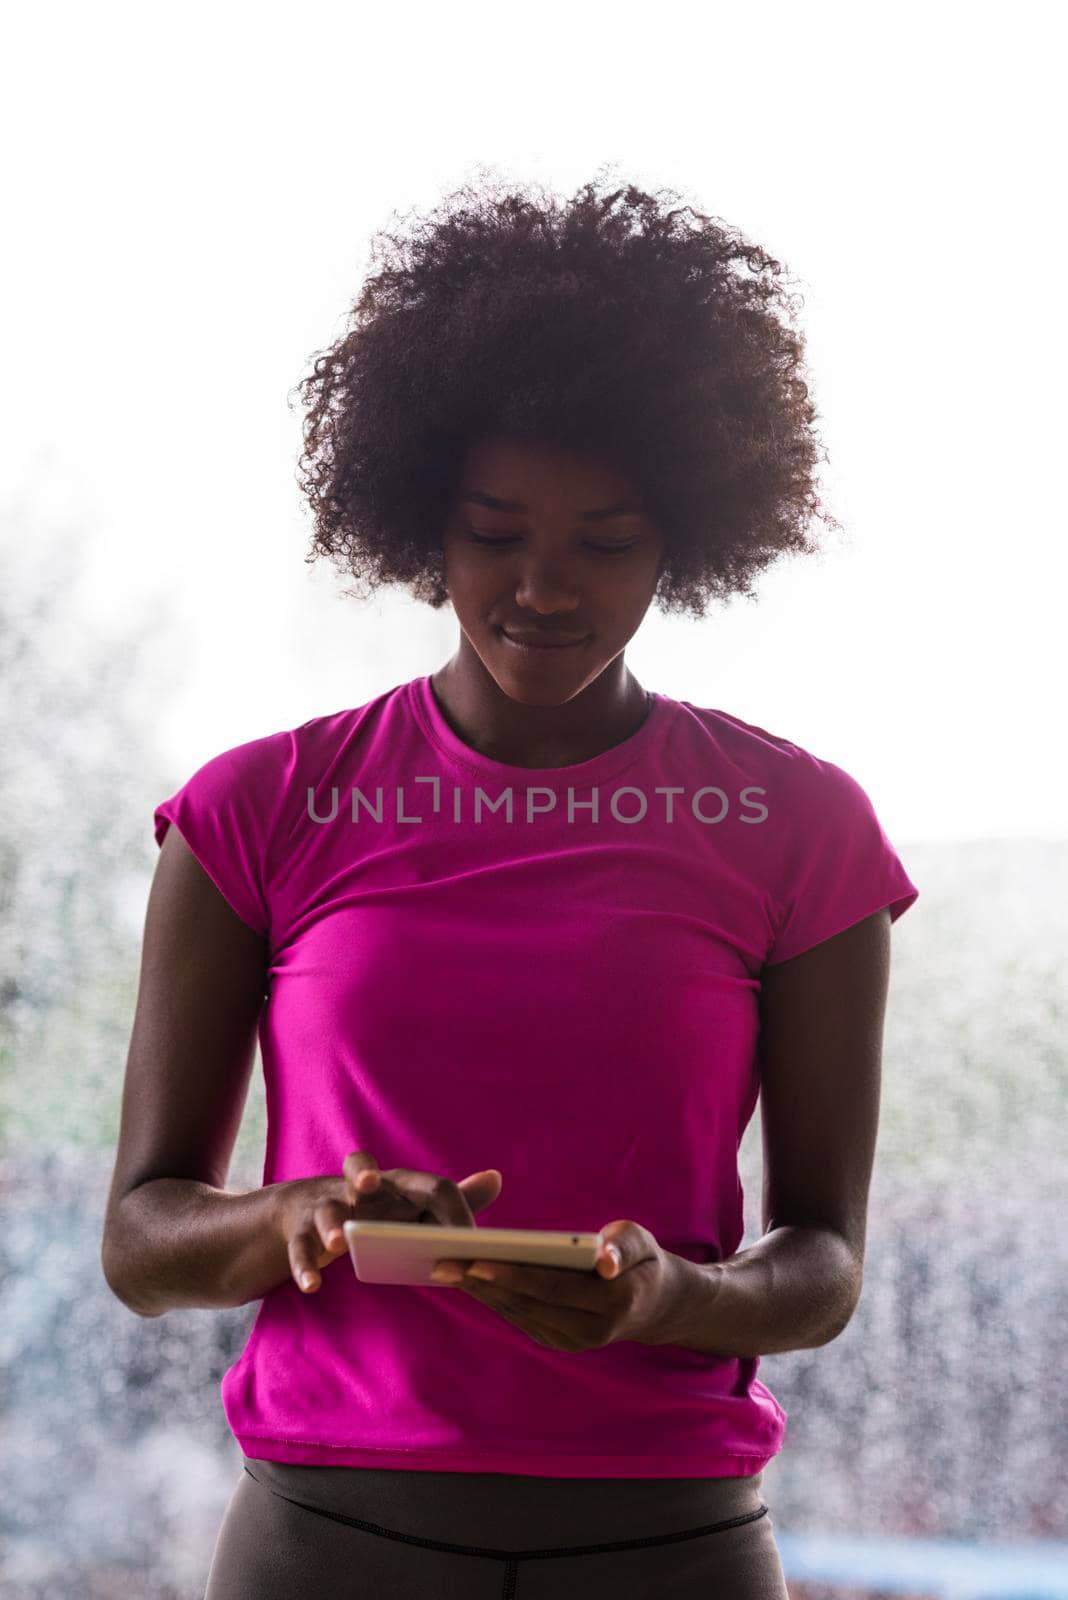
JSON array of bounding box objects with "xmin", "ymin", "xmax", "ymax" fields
[
  {"xmin": 204, "ymin": 686, "xmax": 405, "ymax": 776},
  {"xmin": 668, "ymin": 696, "xmax": 812, "ymax": 766},
  {"xmin": 666, "ymin": 696, "xmax": 873, "ymax": 813}
]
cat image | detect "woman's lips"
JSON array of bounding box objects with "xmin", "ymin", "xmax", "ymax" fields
[{"xmin": 499, "ymin": 628, "xmax": 588, "ymax": 653}]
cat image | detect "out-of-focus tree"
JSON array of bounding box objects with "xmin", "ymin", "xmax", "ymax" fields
[{"xmin": 0, "ymin": 510, "xmax": 170, "ymax": 1156}]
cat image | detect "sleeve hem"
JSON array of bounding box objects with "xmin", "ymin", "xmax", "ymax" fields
[
  {"xmin": 154, "ymin": 812, "xmax": 269, "ymax": 938},
  {"xmin": 764, "ymin": 885, "xmax": 919, "ymax": 968}
]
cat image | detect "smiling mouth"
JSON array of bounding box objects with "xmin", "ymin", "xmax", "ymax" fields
[{"xmin": 499, "ymin": 628, "xmax": 589, "ymax": 651}]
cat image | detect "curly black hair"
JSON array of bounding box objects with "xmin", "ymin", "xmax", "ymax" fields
[{"xmin": 291, "ymin": 164, "xmax": 842, "ymax": 622}]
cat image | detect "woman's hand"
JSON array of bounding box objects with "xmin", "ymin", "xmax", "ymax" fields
[
  {"xmin": 277, "ymin": 1151, "xmax": 503, "ymax": 1293},
  {"xmin": 429, "ymin": 1220, "xmax": 688, "ymax": 1352}
]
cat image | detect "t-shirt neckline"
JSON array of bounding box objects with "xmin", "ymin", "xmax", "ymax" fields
[{"xmin": 410, "ymin": 673, "xmax": 668, "ymax": 786}]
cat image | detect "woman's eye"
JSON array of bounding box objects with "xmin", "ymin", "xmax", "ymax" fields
[{"xmin": 465, "ymin": 532, "xmax": 639, "ymax": 557}]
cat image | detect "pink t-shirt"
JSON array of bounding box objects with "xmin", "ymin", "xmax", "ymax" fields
[{"xmin": 153, "ymin": 674, "xmax": 919, "ymax": 1479}]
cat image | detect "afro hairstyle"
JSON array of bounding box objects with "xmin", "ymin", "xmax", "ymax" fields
[{"xmin": 292, "ymin": 164, "xmax": 842, "ymax": 622}]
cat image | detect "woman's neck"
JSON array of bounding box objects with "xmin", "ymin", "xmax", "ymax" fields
[{"xmin": 429, "ymin": 654, "xmax": 651, "ymax": 769}]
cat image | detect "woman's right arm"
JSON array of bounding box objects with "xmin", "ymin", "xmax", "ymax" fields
[{"xmin": 100, "ymin": 823, "xmax": 294, "ymax": 1317}]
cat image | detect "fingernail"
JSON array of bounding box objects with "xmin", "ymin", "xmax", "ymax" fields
[
  {"xmin": 430, "ymin": 1265, "xmax": 463, "ymax": 1284},
  {"xmin": 301, "ymin": 1271, "xmax": 318, "ymax": 1290}
]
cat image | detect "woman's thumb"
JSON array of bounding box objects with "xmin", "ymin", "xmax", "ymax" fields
[{"xmin": 458, "ymin": 1168, "xmax": 503, "ymax": 1211}]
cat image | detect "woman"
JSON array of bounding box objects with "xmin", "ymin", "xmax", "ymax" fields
[{"xmin": 102, "ymin": 172, "xmax": 919, "ymax": 1598}]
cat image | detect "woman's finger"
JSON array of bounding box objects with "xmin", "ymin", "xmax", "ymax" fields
[
  {"xmin": 287, "ymin": 1224, "xmax": 325, "ymax": 1291},
  {"xmin": 342, "ymin": 1152, "xmax": 478, "ymax": 1230},
  {"xmin": 385, "ymin": 1169, "xmax": 478, "ymax": 1229},
  {"xmin": 313, "ymin": 1199, "xmax": 352, "ymax": 1253},
  {"xmin": 342, "ymin": 1150, "xmax": 382, "ymax": 1203}
]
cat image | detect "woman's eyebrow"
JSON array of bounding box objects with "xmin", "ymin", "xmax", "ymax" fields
[{"xmin": 461, "ymin": 489, "xmax": 641, "ymax": 521}]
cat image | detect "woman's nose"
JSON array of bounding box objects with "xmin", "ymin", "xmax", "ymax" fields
[{"xmin": 513, "ymin": 565, "xmax": 582, "ymax": 609}]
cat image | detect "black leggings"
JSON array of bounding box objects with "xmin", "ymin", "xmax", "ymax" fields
[{"xmin": 204, "ymin": 1454, "xmax": 790, "ymax": 1598}]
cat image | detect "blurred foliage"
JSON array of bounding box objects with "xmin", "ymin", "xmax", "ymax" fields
[{"xmin": 0, "ymin": 512, "xmax": 272, "ymax": 1167}]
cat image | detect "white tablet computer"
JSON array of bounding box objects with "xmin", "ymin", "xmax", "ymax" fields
[{"xmin": 344, "ymin": 1220, "xmax": 603, "ymax": 1286}]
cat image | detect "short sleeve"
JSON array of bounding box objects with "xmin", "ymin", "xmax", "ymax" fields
[
  {"xmin": 765, "ymin": 754, "xmax": 920, "ymax": 967},
  {"xmin": 153, "ymin": 732, "xmax": 291, "ymax": 938}
]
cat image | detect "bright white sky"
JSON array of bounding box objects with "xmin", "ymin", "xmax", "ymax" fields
[{"xmin": 3, "ymin": 1, "xmax": 1063, "ymax": 845}]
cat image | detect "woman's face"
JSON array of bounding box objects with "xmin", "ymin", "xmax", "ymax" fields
[{"xmin": 439, "ymin": 432, "xmax": 665, "ymax": 707}]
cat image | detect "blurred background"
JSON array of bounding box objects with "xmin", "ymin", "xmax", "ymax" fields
[{"xmin": 2, "ymin": 2, "xmax": 1066, "ymax": 1596}]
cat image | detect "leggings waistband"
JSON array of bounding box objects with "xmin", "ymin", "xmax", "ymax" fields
[{"xmin": 242, "ymin": 1462, "xmax": 770, "ymax": 1561}]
